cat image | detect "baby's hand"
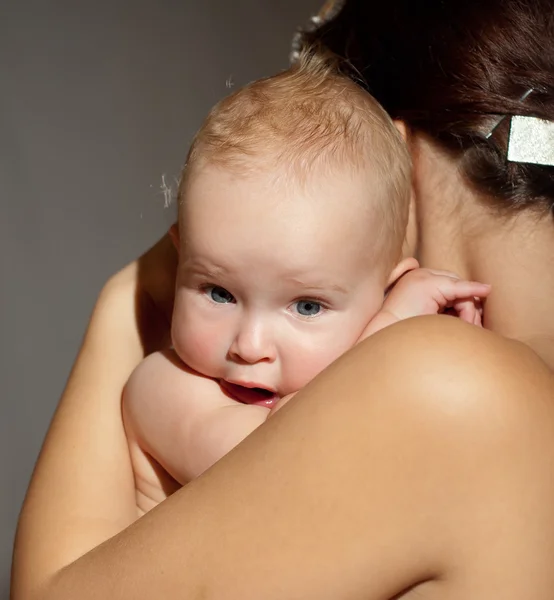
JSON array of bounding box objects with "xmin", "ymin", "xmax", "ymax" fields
[
  {"xmin": 384, "ymin": 267, "xmax": 491, "ymax": 324},
  {"xmin": 360, "ymin": 268, "xmax": 491, "ymax": 341}
]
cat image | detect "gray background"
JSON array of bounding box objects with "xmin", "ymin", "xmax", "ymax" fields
[{"xmin": 0, "ymin": 0, "xmax": 321, "ymax": 595}]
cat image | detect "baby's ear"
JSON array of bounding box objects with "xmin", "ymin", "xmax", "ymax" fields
[
  {"xmin": 393, "ymin": 119, "xmax": 408, "ymax": 141},
  {"xmin": 387, "ymin": 257, "xmax": 419, "ymax": 287},
  {"xmin": 169, "ymin": 223, "xmax": 180, "ymax": 253}
]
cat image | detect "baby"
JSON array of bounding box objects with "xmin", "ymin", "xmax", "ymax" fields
[{"xmin": 123, "ymin": 50, "xmax": 490, "ymax": 512}]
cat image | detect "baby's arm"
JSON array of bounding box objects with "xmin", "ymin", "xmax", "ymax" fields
[
  {"xmin": 122, "ymin": 350, "xmax": 269, "ymax": 510},
  {"xmin": 361, "ymin": 267, "xmax": 491, "ymax": 340}
]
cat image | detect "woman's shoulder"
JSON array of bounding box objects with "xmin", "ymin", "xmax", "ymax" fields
[
  {"xmin": 280, "ymin": 316, "xmax": 554, "ymax": 594},
  {"xmin": 372, "ymin": 313, "xmax": 551, "ymax": 387},
  {"xmin": 336, "ymin": 315, "xmax": 554, "ymax": 441},
  {"xmin": 376, "ymin": 314, "xmax": 552, "ymax": 386}
]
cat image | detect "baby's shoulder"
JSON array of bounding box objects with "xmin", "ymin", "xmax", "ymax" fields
[{"xmin": 124, "ymin": 349, "xmax": 217, "ymax": 400}]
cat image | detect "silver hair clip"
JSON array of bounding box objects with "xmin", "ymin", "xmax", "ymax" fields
[
  {"xmin": 486, "ymin": 87, "xmax": 554, "ymax": 167},
  {"xmin": 507, "ymin": 116, "xmax": 554, "ymax": 167},
  {"xmin": 485, "ymin": 88, "xmax": 534, "ymax": 139}
]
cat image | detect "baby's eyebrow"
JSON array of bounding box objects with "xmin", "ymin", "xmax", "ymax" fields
[
  {"xmin": 284, "ymin": 277, "xmax": 348, "ymax": 295},
  {"xmin": 182, "ymin": 259, "xmax": 228, "ymax": 279}
]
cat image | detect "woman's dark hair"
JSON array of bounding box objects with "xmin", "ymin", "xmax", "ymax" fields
[{"xmin": 300, "ymin": 0, "xmax": 554, "ymax": 215}]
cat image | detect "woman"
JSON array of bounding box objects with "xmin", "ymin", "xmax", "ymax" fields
[{"xmin": 11, "ymin": 1, "xmax": 554, "ymax": 598}]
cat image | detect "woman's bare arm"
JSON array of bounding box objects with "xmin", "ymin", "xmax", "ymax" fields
[
  {"xmin": 12, "ymin": 235, "xmax": 178, "ymax": 599},
  {"xmin": 11, "ymin": 265, "xmax": 142, "ymax": 598},
  {"xmin": 13, "ymin": 306, "xmax": 554, "ymax": 599}
]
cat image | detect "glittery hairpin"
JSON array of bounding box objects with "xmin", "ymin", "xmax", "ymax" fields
[
  {"xmin": 486, "ymin": 88, "xmax": 554, "ymax": 167},
  {"xmin": 507, "ymin": 116, "xmax": 554, "ymax": 167}
]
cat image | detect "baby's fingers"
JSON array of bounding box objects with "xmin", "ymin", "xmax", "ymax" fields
[
  {"xmin": 452, "ymin": 298, "xmax": 482, "ymax": 327},
  {"xmin": 447, "ymin": 280, "xmax": 491, "ymax": 300}
]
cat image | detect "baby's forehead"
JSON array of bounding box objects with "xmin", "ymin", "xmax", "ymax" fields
[
  {"xmin": 182, "ymin": 159, "xmax": 379, "ymax": 211},
  {"xmin": 182, "ymin": 163, "xmax": 385, "ymax": 253}
]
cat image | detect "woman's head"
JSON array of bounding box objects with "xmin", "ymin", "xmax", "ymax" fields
[{"xmin": 301, "ymin": 0, "xmax": 554, "ymax": 217}]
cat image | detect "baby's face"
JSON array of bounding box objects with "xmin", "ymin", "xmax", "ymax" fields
[{"xmin": 172, "ymin": 165, "xmax": 388, "ymax": 407}]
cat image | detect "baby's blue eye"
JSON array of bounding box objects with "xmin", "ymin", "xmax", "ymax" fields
[
  {"xmin": 295, "ymin": 300, "xmax": 321, "ymax": 317},
  {"xmin": 207, "ymin": 286, "xmax": 235, "ymax": 304}
]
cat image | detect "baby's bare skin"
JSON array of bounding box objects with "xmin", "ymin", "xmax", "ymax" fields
[
  {"xmin": 123, "ymin": 267, "xmax": 490, "ymax": 512},
  {"xmin": 123, "ymin": 350, "xmax": 270, "ymax": 513}
]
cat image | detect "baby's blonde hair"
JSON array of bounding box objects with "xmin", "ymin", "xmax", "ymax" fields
[{"xmin": 180, "ymin": 48, "xmax": 412, "ymax": 268}]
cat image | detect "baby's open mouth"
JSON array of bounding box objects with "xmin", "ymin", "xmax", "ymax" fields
[{"xmin": 220, "ymin": 380, "xmax": 278, "ymax": 408}]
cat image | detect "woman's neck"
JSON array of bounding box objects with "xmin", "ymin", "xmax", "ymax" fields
[{"xmin": 412, "ymin": 135, "xmax": 554, "ymax": 366}]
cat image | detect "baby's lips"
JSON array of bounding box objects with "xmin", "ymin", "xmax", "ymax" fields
[{"xmin": 220, "ymin": 380, "xmax": 279, "ymax": 408}]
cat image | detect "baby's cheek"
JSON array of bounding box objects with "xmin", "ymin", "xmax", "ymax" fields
[
  {"xmin": 284, "ymin": 357, "xmax": 327, "ymax": 392},
  {"xmin": 179, "ymin": 325, "xmax": 217, "ymax": 373},
  {"xmin": 281, "ymin": 340, "xmax": 351, "ymax": 393},
  {"xmin": 281, "ymin": 321, "xmax": 366, "ymax": 393},
  {"xmin": 171, "ymin": 305, "xmax": 220, "ymax": 375}
]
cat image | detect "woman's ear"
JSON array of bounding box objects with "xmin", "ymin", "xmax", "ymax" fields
[
  {"xmin": 169, "ymin": 223, "xmax": 180, "ymax": 253},
  {"xmin": 387, "ymin": 257, "xmax": 419, "ymax": 287}
]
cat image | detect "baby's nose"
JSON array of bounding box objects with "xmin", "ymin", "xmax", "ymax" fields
[{"xmin": 228, "ymin": 321, "xmax": 276, "ymax": 365}]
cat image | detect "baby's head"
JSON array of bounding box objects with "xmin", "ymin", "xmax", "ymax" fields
[{"xmin": 171, "ymin": 49, "xmax": 412, "ymax": 406}]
